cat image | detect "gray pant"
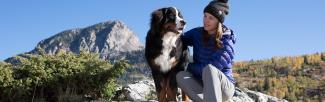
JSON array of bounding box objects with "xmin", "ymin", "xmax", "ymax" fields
[{"xmin": 176, "ymin": 64, "xmax": 235, "ymax": 102}]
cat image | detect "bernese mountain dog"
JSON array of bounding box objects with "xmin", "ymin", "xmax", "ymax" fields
[{"xmin": 145, "ymin": 7, "xmax": 189, "ymax": 102}]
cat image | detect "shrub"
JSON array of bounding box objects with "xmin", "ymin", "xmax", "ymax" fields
[{"xmin": 0, "ymin": 50, "xmax": 129, "ymax": 102}]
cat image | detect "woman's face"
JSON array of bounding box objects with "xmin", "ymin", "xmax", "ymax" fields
[{"xmin": 203, "ymin": 13, "xmax": 219, "ymax": 33}]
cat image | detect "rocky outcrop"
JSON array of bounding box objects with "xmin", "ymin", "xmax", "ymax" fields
[
  {"xmin": 113, "ymin": 80, "xmax": 288, "ymax": 102},
  {"xmin": 232, "ymin": 88, "xmax": 288, "ymax": 102},
  {"xmin": 113, "ymin": 80, "xmax": 156, "ymax": 101}
]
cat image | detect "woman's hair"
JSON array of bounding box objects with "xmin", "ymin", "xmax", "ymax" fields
[{"xmin": 202, "ymin": 22, "xmax": 223, "ymax": 50}]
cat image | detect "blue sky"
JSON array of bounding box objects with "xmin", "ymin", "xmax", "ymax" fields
[{"xmin": 1, "ymin": 0, "xmax": 324, "ymax": 61}]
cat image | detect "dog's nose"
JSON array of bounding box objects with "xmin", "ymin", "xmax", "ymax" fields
[{"xmin": 180, "ymin": 20, "xmax": 186, "ymax": 26}]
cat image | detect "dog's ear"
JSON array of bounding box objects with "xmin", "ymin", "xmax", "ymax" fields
[
  {"xmin": 150, "ymin": 9, "xmax": 163, "ymax": 30},
  {"xmin": 148, "ymin": 8, "xmax": 164, "ymax": 37}
]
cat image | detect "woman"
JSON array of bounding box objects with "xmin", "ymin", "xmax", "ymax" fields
[{"xmin": 176, "ymin": 0, "xmax": 236, "ymax": 102}]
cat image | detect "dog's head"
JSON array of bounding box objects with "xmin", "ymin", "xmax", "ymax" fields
[{"xmin": 150, "ymin": 7, "xmax": 186, "ymax": 34}]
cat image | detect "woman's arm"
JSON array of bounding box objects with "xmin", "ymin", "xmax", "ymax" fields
[{"xmin": 181, "ymin": 28, "xmax": 197, "ymax": 47}]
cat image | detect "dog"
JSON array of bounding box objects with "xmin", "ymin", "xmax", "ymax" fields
[{"xmin": 145, "ymin": 7, "xmax": 189, "ymax": 102}]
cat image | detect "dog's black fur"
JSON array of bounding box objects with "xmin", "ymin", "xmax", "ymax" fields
[{"xmin": 145, "ymin": 7, "xmax": 189, "ymax": 101}]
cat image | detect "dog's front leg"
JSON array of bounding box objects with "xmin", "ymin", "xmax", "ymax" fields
[
  {"xmin": 166, "ymin": 73, "xmax": 178, "ymax": 101},
  {"xmin": 158, "ymin": 79, "xmax": 168, "ymax": 102}
]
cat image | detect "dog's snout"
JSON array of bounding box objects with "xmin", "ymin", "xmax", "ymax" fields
[{"xmin": 180, "ymin": 20, "xmax": 186, "ymax": 26}]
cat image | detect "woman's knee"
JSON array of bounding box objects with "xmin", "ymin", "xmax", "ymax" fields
[
  {"xmin": 176, "ymin": 71, "xmax": 189, "ymax": 84},
  {"xmin": 203, "ymin": 64, "xmax": 221, "ymax": 75}
]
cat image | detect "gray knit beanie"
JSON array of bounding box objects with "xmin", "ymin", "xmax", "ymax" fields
[{"xmin": 204, "ymin": 0, "xmax": 229, "ymax": 23}]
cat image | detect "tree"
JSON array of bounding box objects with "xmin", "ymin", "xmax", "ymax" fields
[
  {"xmin": 0, "ymin": 62, "xmax": 14, "ymax": 101},
  {"xmin": 284, "ymin": 91, "xmax": 297, "ymax": 102},
  {"xmin": 263, "ymin": 77, "xmax": 271, "ymax": 91},
  {"xmin": 321, "ymin": 53, "xmax": 325, "ymax": 61},
  {"xmin": 305, "ymin": 53, "xmax": 321, "ymax": 65}
]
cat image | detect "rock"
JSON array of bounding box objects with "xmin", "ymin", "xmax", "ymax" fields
[
  {"xmin": 245, "ymin": 89, "xmax": 288, "ymax": 102},
  {"xmin": 124, "ymin": 80, "xmax": 155, "ymax": 101},
  {"xmin": 231, "ymin": 87, "xmax": 255, "ymax": 102},
  {"xmin": 113, "ymin": 80, "xmax": 156, "ymax": 101},
  {"xmin": 114, "ymin": 80, "xmax": 288, "ymax": 102}
]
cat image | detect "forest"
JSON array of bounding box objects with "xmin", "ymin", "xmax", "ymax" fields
[{"xmin": 233, "ymin": 52, "xmax": 325, "ymax": 102}]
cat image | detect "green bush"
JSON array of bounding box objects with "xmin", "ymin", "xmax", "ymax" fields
[{"xmin": 0, "ymin": 50, "xmax": 129, "ymax": 102}]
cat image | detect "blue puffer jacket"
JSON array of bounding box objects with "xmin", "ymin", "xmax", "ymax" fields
[{"xmin": 181, "ymin": 26, "xmax": 236, "ymax": 83}]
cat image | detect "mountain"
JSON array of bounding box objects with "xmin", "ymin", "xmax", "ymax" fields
[
  {"xmin": 30, "ymin": 20, "xmax": 143, "ymax": 60},
  {"xmin": 5, "ymin": 20, "xmax": 150, "ymax": 83}
]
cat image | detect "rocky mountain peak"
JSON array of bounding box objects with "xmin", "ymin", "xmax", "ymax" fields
[{"xmin": 31, "ymin": 20, "xmax": 144, "ymax": 60}]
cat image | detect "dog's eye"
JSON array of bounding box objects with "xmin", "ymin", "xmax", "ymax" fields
[{"xmin": 178, "ymin": 12, "xmax": 183, "ymax": 18}]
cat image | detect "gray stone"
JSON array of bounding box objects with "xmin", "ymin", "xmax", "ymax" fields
[{"xmin": 245, "ymin": 89, "xmax": 288, "ymax": 102}]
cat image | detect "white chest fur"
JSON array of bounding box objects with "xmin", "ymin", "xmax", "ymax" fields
[{"xmin": 154, "ymin": 32, "xmax": 180, "ymax": 73}]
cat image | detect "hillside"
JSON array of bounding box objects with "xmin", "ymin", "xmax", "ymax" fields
[{"xmin": 233, "ymin": 53, "xmax": 325, "ymax": 101}]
